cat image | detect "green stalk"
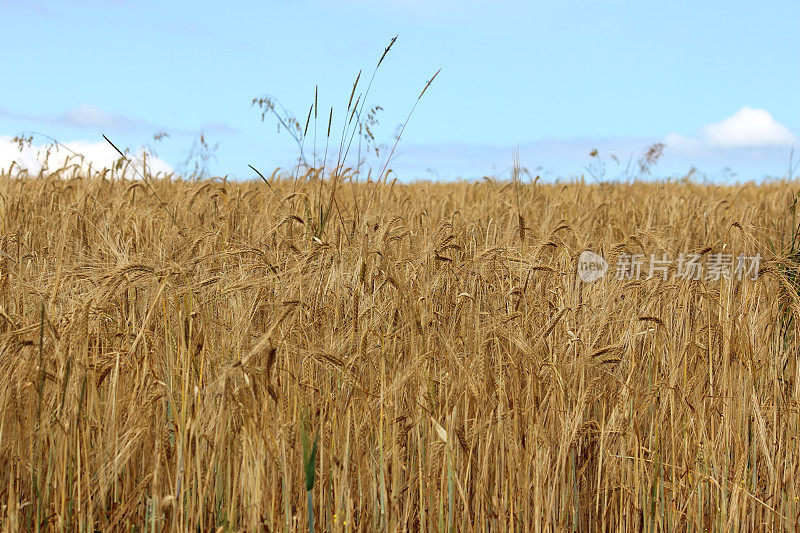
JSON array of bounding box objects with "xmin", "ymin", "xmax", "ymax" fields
[
  {"xmin": 307, "ymin": 490, "xmax": 314, "ymax": 533},
  {"xmin": 302, "ymin": 420, "xmax": 319, "ymax": 532}
]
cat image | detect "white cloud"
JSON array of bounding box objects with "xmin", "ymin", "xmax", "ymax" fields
[
  {"xmin": 0, "ymin": 136, "xmax": 173, "ymax": 177},
  {"xmin": 701, "ymin": 107, "xmax": 797, "ymax": 148},
  {"xmin": 666, "ymin": 107, "xmax": 797, "ymax": 152}
]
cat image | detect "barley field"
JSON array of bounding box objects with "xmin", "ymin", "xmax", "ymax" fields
[{"xmin": 2, "ymin": 170, "xmax": 800, "ymax": 531}]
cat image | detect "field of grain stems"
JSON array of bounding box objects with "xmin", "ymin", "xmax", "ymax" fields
[{"xmin": 2, "ymin": 169, "xmax": 800, "ymax": 531}]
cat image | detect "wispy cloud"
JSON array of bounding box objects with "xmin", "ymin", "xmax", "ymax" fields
[
  {"xmin": 0, "ymin": 0, "xmax": 53, "ymax": 16},
  {"xmin": 380, "ymin": 127, "xmax": 796, "ymax": 181},
  {"xmin": 0, "ymin": 103, "xmax": 162, "ymax": 134},
  {"xmin": 198, "ymin": 121, "xmax": 239, "ymax": 136},
  {"xmin": 59, "ymin": 103, "xmax": 159, "ymax": 131},
  {"xmin": 320, "ymin": 0, "xmax": 620, "ymax": 20},
  {"xmin": 0, "ymin": 103, "xmax": 238, "ymax": 138},
  {"xmin": 388, "ymin": 137, "xmax": 658, "ymax": 180}
]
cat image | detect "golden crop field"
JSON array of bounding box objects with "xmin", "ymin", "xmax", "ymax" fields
[{"xmin": 2, "ymin": 170, "xmax": 800, "ymax": 531}]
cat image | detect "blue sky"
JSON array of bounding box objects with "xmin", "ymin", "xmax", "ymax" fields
[{"xmin": 1, "ymin": 0, "xmax": 798, "ymax": 181}]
